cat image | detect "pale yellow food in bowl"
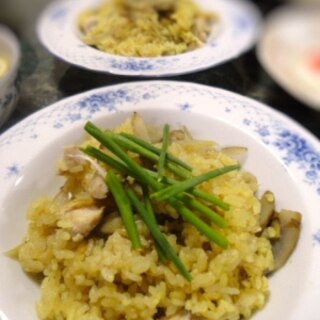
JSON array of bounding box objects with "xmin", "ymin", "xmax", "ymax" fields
[
  {"xmin": 0, "ymin": 56, "xmax": 9, "ymax": 78},
  {"xmin": 9, "ymin": 114, "xmax": 301, "ymax": 320},
  {"xmin": 0, "ymin": 25, "xmax": 20, "ymax": 127},
  {"xmin": 78, "ymin": 0, "xmax": 217, "ymax": 57}
]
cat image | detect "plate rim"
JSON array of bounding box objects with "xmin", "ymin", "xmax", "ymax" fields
[{"xmin": 1, "ymin": 80, "xmax": 319, "ymax": 144}]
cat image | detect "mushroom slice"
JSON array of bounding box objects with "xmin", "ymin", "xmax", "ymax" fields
[
  {"xmin": 146, "ymin": 125, "xmax": 163, "ymax": 143},
  {"xmin": 131, "ymin": 112, "xmax": 151, "ymax": 143},
  {"xmin": 259, "ymin": 191, "xmax": 275, "ymax": 230},
  {"xmin": 271, "ymin": 209, "xmax": 302, "ymax": 272},
  {"xmin": 87, "ymin": 172, "xmax": 108, "ymax": 199},
  {"xmin": 169, "ymin": 127, "xmax": 193, "ymax": 143},
  {"xmin": 169, "ymin": 129, "xmax": 186, "ymax": 142},
  {"xmin": 132, "ymin": 113, "xmax": 191, "ymax": 144},
  {"xmin": 182, "ymin": 125, "xmax": 193, "ymax": 140},
  {"xmin": 221, "ymin": 146, "xmax": 248, "ymax": 165},
  {"xmin": 57, "ymin": 145, "xmax": 86, "ymax": 174}
]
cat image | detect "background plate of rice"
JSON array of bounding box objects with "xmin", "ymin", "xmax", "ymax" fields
[
  {"xmin": 36, "ymin": 0, "xmax": 261, "ymax": 76},
  {"xmin": 0, "ymin": 81, "xmax": 319, "ymax": 319}
]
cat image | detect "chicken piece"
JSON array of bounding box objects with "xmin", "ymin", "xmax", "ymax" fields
[
  {"xmin": 86, "ymin": 172, "xmax": 108, "ymax": 199},
  {"xmin": 53, "ymin": 188, "xmax": 71, "ymax": 206},
  {"xmin": 57, "ymin": 145, "xmax": 86, "ymax": 174},
  {"xmin": 58, "ymin": 144, "xmax": 108, "ymax": 199},
  {"xmin": 192, "ymin": 17, "xmax": 212, "ymax": 43},
  {"xmin": 81, "ymin": 15, "xmax": 98, "ymax": 33},
  {"xmin": 57, "ymin": 198, "xmax": 104, "ymax": 241}
]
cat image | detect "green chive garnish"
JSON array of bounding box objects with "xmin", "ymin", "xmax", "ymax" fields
[
  {"xmin": 180, "ymin": 194, "xmax": 227, "ymax": 228},
  {"xmin": 85, "ymin": 122, "xmax": 159, "ymax": 190},
  {"xmin": 83, "ymin": 120, "xmax": 233, "ymax": 280},
  {"xmin": 105, "ymin": 170, "xmax": 141, "ymax": 249},
  {"xmin": 81, "ymin": 146, "xmax": 132, "ymax": 176},
  {"xmin": 121, "ymin": 132, "xmax": 192, "ymax": 171},
  {"xmin": 145, "ymin": 169, "xmax": 230, "ymax": 211},
  {"xmin": 157, "ymin": 124, "xmax": 169, "ymax": 181},
  {"xmin": 168, "ymin": 198, "xmax": 228, "ymax": 249},
  {"xmin": 127, "ymin": 188, "xmax": 192, "ymax": 281},
  {"xmin": 82, "ymin": 146, "xmax": 228, "ymax": 229},
  {"xmin": 152, "ymin": 164, "xmax": 240, "ymax": 202},
  {"xmin": 143, "ymin": 187, "xmax": 167, "ymax": 263},
  {"xmin": 192, "ymin": 189, "xmax": 230, "ymax": 211}
]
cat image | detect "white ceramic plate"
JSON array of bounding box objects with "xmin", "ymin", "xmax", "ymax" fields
[
  {"xmin": 0, "ymin": 81, "xmax": 320, "ymax": 320},
  {"xmin": 257, "ymin": 5, "xmax": 320, "ymax": 110},
  {"xmin": 37, "ymin": 0, "xmax": 261, "ymax": 77}
]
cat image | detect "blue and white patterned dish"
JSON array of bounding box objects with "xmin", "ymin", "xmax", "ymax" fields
[
  {"xmin": 0, "ymin": 81, "xmax": 319, "ymax": 319},
  {"xmin": 37, "ymin": 0, "xmax": 261, "ymax": 76}
]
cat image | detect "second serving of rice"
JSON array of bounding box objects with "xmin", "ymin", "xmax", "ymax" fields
[
  {"xmin": 13, "ymin": 116, "xmax": 275, "ymax": 320},
  {"xmin": 78, "ymin": 0, "xmax": 217, "ymax": 57}
]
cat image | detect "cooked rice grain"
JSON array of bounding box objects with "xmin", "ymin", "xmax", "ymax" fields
[{"xmin": 78, "ymin": 0, "xmax": 217, "ymax": 57}]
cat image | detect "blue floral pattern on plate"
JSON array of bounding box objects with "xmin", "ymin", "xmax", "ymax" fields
[
  {"xmin": 1, "ymin": 81, "xmax": 319, "ymax": 195},
  {"xmin": 37, "ymin": 0, "xmax": 261, "ymax": 76},
  {"xmin": 312, "ymin": 230, "xmax": 320, "ymax": 246},
  {"xmin": 109, "ymin": 59, "xmax": 175, "ymax": 72},
  {"xmin": 5, "ymin": 163, "xmax": 21, "ymax": 179},
  {"xmin": 243, "ymin": 117, "xmax": 320, "ymax": 194}
]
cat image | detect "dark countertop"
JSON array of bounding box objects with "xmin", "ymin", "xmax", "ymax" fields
[{"xmin": 0, "ymin": 0, "xmax": 319, "ymax": 138}]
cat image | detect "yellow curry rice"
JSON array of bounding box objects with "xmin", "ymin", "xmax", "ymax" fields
[
  {"xmin": 14, "ymin": 116, "xmax": 274, "ymax": 320},
  {"xmin": 78, "ymin": 0, "xmax": 217, "ymax": 57}
]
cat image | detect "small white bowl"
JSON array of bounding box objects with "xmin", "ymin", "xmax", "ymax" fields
[
  {"xmin": 257, "ymin": 5, "xmax": 320, "ymax": 110},
  {"xmin": 0, "ymin": 25, "xmax": 20, "ymax": 127}
]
